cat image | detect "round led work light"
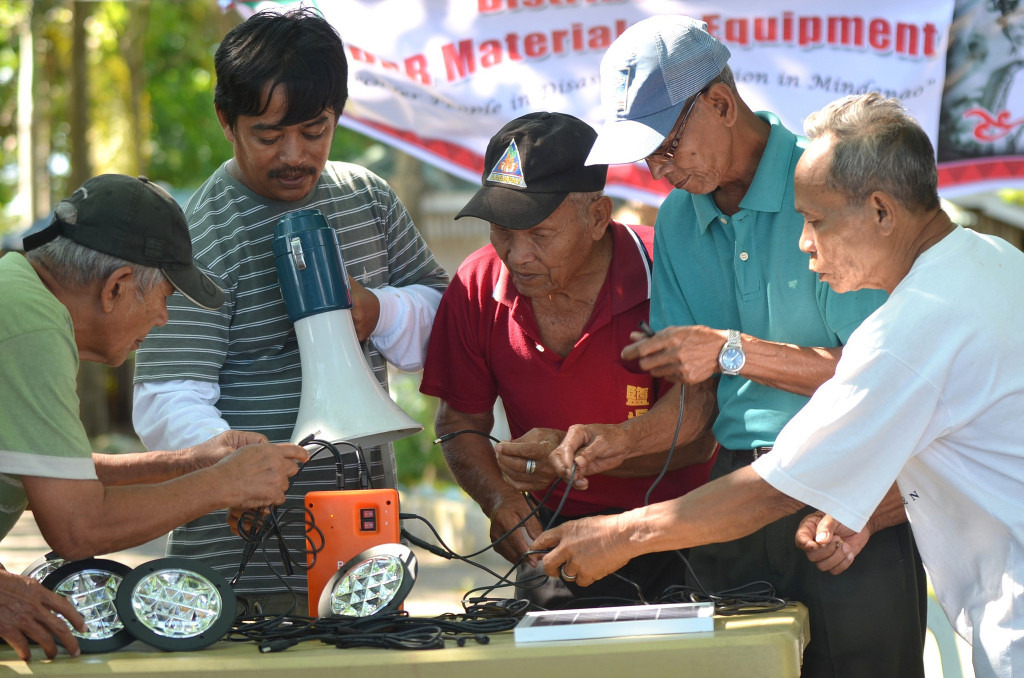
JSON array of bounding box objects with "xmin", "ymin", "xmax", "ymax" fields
[
  {"xmin": 21, "ymin": 551, "xmax": 66, "ymax": 583},
  {"xmin": 114, "ymin": 557, "xmax": 237, "ymax": 652},
  {"xmin": 41, "ymin": 558, "xmax": 134, "ymax": 653},
  {"xmin": 318, "ymin": 543, "xmax": 417, "ymax": 618}
]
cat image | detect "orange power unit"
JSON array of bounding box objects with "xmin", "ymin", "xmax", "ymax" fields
[{"xmin": 305, "ymin": 488, "xmax": 401, "ymax": 616}]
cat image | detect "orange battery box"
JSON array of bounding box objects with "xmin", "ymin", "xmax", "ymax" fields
[{"xmin": 304, "ymin": 488, "xmax": 401, "ymax": 617}]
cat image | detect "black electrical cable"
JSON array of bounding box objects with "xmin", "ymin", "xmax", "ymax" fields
[
  {"xmin": 642, "ymin": 385, "xmax": 686, "ymax": 507},
  {"xmin": 229, "ymin": 610, "xmax": 519, "ymax": 653},
  {"xmin": 428, "ymin": 406, "xmax": 789, "ymax": 616},
  {"xmin": 228, "ymin": 416, "xmax": 785, "ymax": 650},
  {"xmin": 231, "ymin": 436, "xmax": 344, "ymax": 595}
]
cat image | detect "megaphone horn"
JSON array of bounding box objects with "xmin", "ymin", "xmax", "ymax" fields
[{"xmin": 272, "ymin": 208, "xmax": 422, "ymax": 449}]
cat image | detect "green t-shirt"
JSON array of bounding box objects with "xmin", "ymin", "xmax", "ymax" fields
[
  {"xmin": 650, "ymin": 113, "xmax": 888, "ymax": 449},
  {"xmin": 0, "ymin": 253, "xmax": 96, "ymax": 541}
]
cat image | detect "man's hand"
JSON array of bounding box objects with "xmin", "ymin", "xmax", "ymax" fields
[
  {"xmin": 795, "ymin": 511, "xmax": 869, "ymax": 575},
  {"xmin": 213, "ymin": 443, "xmax": 308, "ymax": 509},
  {"xmin": 550, "ymin": 423, "xmax": 633, "ymax": 486},
  {"xmin": 184, "ymin": 430, "xmax": 269, "ymax": 472},
  {"xmin": 533, "ymin": 513, "xmax": 635, "ymax": 587},
  {"xmin": 621, "ymin": 325, "xmax": 728, "ymax": 384},
  {"xmin": 487, "ymin": 492, "xmax": 544, "ymax": 565},
  {"xmin": 0, "ymin": 568, "xmax": 84, "ymax": 661},
  {"xmin": 226, "ymin": 506, "xmax": 270, "ymax": 537},
  {"xmin": 348, "ymin": 275, "xmax": 381, "ymax": 341},
  {"xmin": 495, "ymin": 428, "xmax": 567, "ymax": 492}
]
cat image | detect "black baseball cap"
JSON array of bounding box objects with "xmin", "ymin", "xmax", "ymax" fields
[
  {"xmin": 456, "ymin": 112, "xmax": 608, "ymax": 230},
  {"xmin": 24, "ymin": 174, "xmax": 223, "ymax": 310}
]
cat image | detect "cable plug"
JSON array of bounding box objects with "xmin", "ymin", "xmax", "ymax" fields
[{"xmin": 259, "ymin": 638, "xmax": 299, "ymax": 653}]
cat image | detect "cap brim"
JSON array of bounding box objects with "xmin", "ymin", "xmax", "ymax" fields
[
  {"xmin": 585, "ymin": 106, "xmax": 683, "ymax": 166},
  {"xmin": 163, "ymin": 266, "xmax": 224, "ymax": 311},
  {"xmin": 456, "ymin": 185, "xmax": 568, "ymax": 230}
]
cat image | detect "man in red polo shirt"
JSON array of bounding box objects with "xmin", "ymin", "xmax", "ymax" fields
[{"xmin": 420, "ymin": 112, "xmax": 716, "ymax": 608}]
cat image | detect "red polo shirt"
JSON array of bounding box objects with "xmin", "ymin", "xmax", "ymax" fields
[{"xmin": 421, "ymin": 221, "xmax": 714, "ymax": 517}]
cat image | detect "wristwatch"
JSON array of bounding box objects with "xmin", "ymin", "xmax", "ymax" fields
[{"xmin": 718, "ymin": 329, "xmax": 746, "ymax": 376}]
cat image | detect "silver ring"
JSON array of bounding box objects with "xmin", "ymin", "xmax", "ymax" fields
[
  {"xmin": 525, "ymin": 459, "xmax": 537, "ymax": 475},
  {"xmin": 559, "ymin": 565, "xmax": 577, "ymax": 583}
]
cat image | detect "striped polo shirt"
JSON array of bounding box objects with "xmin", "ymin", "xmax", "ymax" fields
[{"xmin": 135, "ymin": 161, "xmax": 448, "ymax": 596}]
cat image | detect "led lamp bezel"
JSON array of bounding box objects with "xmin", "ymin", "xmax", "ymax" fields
[
  {"xmin": 317, "ymin": 543, "xmax": 417, "ymax": 618},
  {"xmin": 114, "ymin": 556, "xmax": 237, "ymax": 652},
  {"xmin": 20, "ymin": 551, "xmax": 66, "ymax": 583},
  {"xmin": 41, "ymin": 558, "xmax": 134, "ymax": 653}
]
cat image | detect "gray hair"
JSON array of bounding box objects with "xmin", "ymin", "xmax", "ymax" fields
[
  {"xmin": 802, "ymin": 92, "xmax": 939, "ymax": 212},
  {"xmin": 676, "ymin": 65, "xmax": 736, "ymax": 115},
  {"xmin": 709, "ymin": 64, "xmax": 736, "ymax": 91},
  {"xmin": 564, "ymin": 190, "xmax": 606, "ymax": 229},
  {"xmin": 26, "ymin": 235, "xmax": 167, "ymax": 299}
]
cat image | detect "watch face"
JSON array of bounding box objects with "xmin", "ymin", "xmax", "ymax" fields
[{"xmin": 721, "ymin": 347, "xmax": 745, "ymax": 372}]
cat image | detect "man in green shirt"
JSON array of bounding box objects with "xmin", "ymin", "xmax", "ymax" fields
[{"xmin": 0, "ymin": 174, "xmax": 306, "ymax": 661}]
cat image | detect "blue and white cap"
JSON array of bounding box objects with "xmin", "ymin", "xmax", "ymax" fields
[{"xmin": 586, "ymin": 16, "xmax": 731, "ymax": 166}]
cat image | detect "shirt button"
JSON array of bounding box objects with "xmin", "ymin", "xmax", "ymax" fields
[
  {"xmin": 719, "ymin": 217, "xmax": 728, "ymax": 224},
  {"xmin": 739, "ymin": 251, "xmax": 749, "ymax": 261}
]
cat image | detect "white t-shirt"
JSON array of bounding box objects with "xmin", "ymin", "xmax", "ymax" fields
[{"xmin": 754, "ymin": 226, "xmax": 1024, "ymax": 678}]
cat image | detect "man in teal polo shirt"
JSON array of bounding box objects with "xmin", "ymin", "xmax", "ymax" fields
[{"xmin": 549, "ymin": 16, "xmax": 927, "ymax": 678}]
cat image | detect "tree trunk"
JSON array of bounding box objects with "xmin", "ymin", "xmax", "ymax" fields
[
  {"xmin": 120, "ymin": 0, "xmax": 151, "ymax": 176},
  {"xmin": 69, "ymin": 0, "xmax": 107, "ymax": 439}
]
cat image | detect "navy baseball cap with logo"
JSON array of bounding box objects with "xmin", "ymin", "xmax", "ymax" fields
[
  {"xmin": 24, "ymin": 174, "xmax": 224, "ymax": 310},
  {"xmin": 586, "ymin": 15, "xmax": 731, "ymax": 166},
  {"xmin": 456, "ymin": 112, "xmax": 608, "ymax": 230}
]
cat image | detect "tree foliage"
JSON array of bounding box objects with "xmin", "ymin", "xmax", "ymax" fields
[{"xmin": 0, "ymin": 0, "xmax": 374, "ymax": 234}]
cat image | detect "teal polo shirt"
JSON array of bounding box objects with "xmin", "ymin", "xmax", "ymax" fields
[{"xmin": 650, "ymin": 112, "xmax": 887, "ymax": 449}]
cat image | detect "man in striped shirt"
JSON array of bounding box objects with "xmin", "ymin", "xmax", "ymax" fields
[{"xmin": 133, "ymin": 8, "xmax": 447, "ymax": 615}]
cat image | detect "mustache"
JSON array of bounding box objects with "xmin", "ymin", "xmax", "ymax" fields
[{"xmin": 268, "ymin": 166, "xmax": 317, "ymax": 179}]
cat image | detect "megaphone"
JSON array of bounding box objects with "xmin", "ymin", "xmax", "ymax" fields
[{"xmin": 272, "ymin": 208, "xmax": 422, "ymax": 449}]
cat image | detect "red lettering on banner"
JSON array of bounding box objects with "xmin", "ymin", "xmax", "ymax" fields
[
  {"xmin": 524, "ymin": 32, "xmax": 547, "ymax": 58},
  {"xmin": 587, "ymin": 23, "xmax": 617, "ymax": 49},
  {"xmin": 505, "ymin": 33, "xmax": 524, "ymax": 60},
  {"xmin": 404, "ymin": 54, "xmax": 430, "ymax": 85},
  {"xmin": 869, "ymin": 19, "xmax": 891, "ymax": 51},
  {"xmin": 754, "ymin": 17, "xmax": 777, "ymax": 42},
  {"xmin": 964, "ymin": 108, "xmax": 1024, "ymax": 142},
  {"xmin": 551, "ymin": 28, "xmax": 568, "ymax": 53},
  {"xmin": 443, "ymin": 40, "xmax": 477, "ymax": 80},
  {"xmin": 725, "ymin": 18, "xmax": 749, "ymax": 46},
  {"xmin": 829, "ymin": 17, "xmax": 864, "ymax": 47},
  {"xmin": 799, "ymin": 17, "xmax": 821, "ymax": 46},
  {"xmin": 480, "ymin": 40, "xmax": 503, "ymax": 68},
  {"xmin": 440, "ymin": 19, "xmax": 628, "ymax": 83},
  {"xmin": 349, "ymin": 44, "xmax": 434, "ymax": 86},
  {"xmin": 478, "ymin": 0, "xmax": 622, "ymax": 14},
  {"xmin": 701, "ymin": 12, "xmax": 941, "ymax": 58},
  {"xmin": 783, "ymin": 12, "xmax": 794, "ymax": 42},
  {"xmin": 348, "ymin": 45, "xmax": 377, "ymax": 65}
]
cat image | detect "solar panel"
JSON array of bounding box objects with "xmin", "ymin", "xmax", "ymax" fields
[{"xmin": 514, "ymin": 601, "xmax": 715, "ymax": 643}]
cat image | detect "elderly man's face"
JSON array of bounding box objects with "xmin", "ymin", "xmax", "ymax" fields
[
  {"xmin": 794, "ymin": 137, "xmax": 888, "ymax": 294},
  {"xmin": 218, "ymin": 85, "xmax": 335, "ymax": 203},
  {"xmin": 643, "ymin": 87, "xmax": 732, "ymax": 196},
  {"xmin": 100, "ymin": 276, "xmax": 175, "ymax": 367},
  {"xmin": 489, "ymin": 196, "xmax": 600, "ymax": 298}
]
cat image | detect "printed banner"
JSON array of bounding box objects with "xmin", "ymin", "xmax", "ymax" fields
[{"xmin": 232, "ymin": 0, "xmax": 1022, "ymax": 204}]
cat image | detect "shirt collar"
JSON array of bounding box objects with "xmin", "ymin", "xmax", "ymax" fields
[{"xmin": 693, "ymin": 111, "xmax": 802, "ymax": 231}]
